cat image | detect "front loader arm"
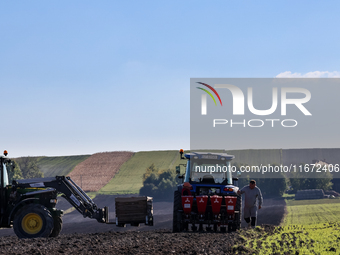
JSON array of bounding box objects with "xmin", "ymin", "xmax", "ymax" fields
[{"xmin": 13, "ymin": 176, "xmax": 108, "ymax": 223}]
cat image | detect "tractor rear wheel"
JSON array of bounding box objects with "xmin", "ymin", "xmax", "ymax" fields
[
  {"xmin": 13, "ymin": 204, "xmax": 54, "ymax": 239},
  {"xmin": 172, "ymin": 190, "xmax": 183, "ymax": 232},
  {"xmin": 232, "ymin": 195, "xmax": 242, "ymax": 231},
  {"xmin": 49, "ymin": 216, "xmax": 62, "ymax": 237}
]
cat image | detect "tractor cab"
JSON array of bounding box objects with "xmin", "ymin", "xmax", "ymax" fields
[
  {"xmin": 0, "ymin": 151, "xmax": 10, "ymax": 188},
  {"xmin": 177, "ymin": 151, "xmax": 239, "ymax": 196},
  {"xmin": 1, "ymin": 161, "xmax": 9, "ymax": 188},
  {"xmin": 0, "ymin": 151, "xmax": 11, "ymax": 228},
  {"xmin": 183, "ymin": 152, "xmax": 234, "ymax": 185},
  {"xmin": 1, "ymin": 164, "xmax": 8, "ymax": 187}
]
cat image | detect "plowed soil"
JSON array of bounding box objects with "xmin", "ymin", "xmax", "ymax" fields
[
  {"xmin": 68, "ymin": 152, "xmax": 134, "ymax": 191},
  {"xmin": 0, "ymin": 227, "xmax": 276, "ymax": 255},
  {"xmin": 0, "ymin": 196, "xmax": 284, "ymax": 254}
]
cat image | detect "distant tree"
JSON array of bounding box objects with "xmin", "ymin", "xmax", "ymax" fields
[
  {"xmin": 18, "ymin": 157, "xmax": 43, "ymax": 179},
  {"xmin": 234, "ymin": 163, "xmax": 288, "ymax": 196},
  {"xmin": 7, "ymin": 160, "xmax": 23, "ymax": 183},
  {"xmin": 289, "ymin": 163, "xmax": 333, "ymax": 192},
  {"xmin": 140, "ymin": 164, "xmax": 178, "ymax": 199},
  {"xmin": 257, "ymin": 164, "xmax": 288, "ymax": 196},
  {"xmin": 256, "ymin": 177, "xmax": 287, "ymax": 196},
  {"xmin": 142, "ymin": 164, "xmax": 158, "ymax": 182},
  {"xmin": 232, "ymin": 162, "xmax": 250, "ymax": 188},
  {"xmin": 158, "ymin": 170, "xmax": 173, "ymax": 181},
  {"xmin": 144, "ymin": 173, "xmax": 158, "ymax": 185},
  {"xmin": 157, "ymin": 178, "xmax": 175, "ymax": 197},
  {"xmin": 139, "ymin": 183, "xmax": 157, "ymax": 195},
  {"xmin": 289, "ymin": 178, "xmax": 333, "ymax": 192}
]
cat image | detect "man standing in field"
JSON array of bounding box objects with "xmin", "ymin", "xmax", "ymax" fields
[{"xmin": 237, "ymin": 180, "xmax": 263, "ymax": 229}]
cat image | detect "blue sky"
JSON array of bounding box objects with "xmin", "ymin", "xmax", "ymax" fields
[{"xmin": 1, "ymin": 1, "xmax": 339, "ymax": 157}]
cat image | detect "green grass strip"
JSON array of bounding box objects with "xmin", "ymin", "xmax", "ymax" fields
[{"xmin": 245, "ymin": 223, "xmax": 340, "ymax": 255}]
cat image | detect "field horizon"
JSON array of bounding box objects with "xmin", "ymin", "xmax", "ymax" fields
[{"xmin": 12, "ymin": 147, "xmax": 340, "ymax": 195}]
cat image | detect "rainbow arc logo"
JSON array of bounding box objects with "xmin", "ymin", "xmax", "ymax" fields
[{"xmin": 196, "ymin": 82, "xmax": 222, "ymax": 106}]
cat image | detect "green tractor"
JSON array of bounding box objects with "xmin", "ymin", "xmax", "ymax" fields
[{"xmin": 0, "ymin": 151, "xmax": 108, "ymax": 238}]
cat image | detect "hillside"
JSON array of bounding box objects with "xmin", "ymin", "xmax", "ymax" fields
[
  {"xmin": 98, "ymin": 148, "xmax": 287, "ymax": 194},
  {"xmin": 173, "ymin": 149, "xmax": 282, "ymax": 165},
  {"xmin": 220, "ymin": 149, "xmax": 282, "ymax": 165},
  {"xmin": 37, "ymin": 155, "xmax": 91, "ymax": 177},
  {"xmin": 14, "ymin": 155, "xmax": 91, "ymax": 178},
  {"xmin": 100, "ymin": 150, "xmax": 184, "ymax": 194},
  {"xmin": 68, "ymin": 151, "xmax": 134, "ymax": 192},
  {"xmin": 12, "ymin": 148, "xmax": 340, "ymax": 195},
  {"xmin": 282, "ymin": 148, "xmax": 340, "ymax": 165}
]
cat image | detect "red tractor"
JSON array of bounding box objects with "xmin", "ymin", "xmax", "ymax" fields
[{"xmin": 173, "ymin": 150, "xmax": 241, "ymax": 232}]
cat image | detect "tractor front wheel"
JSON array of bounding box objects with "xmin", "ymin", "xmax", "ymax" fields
[
  {"xmin": 13, "ymin": 204, "xmax": 54, "ymax": 239},
  {"xmin": 232, "ymin": 195, "xmax": 242, "ymax": 231},
  {"xmin": 49, "ymin": 216, "xmax": 63, "ymax": 237}
]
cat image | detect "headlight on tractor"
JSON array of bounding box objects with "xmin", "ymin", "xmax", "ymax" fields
[{"xmin": 50, "ymin": 199, "xmax": 57, "ymax": 204}]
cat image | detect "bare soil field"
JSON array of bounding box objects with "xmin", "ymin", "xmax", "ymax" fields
[
  {"xmin": 68, "ymin": 152, "xmax": 134, "ymax": 191},
  {"xmin": 0, "ymin": 227, "xmax": 277, "ymax": 255},
  {"xmin": 0, "ymin": 195, "xmax": 284, "ymax": 254}
]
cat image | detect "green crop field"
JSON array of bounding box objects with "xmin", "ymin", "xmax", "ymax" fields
[
  {"xmin": 284, "ymin": 198, "xmax": 340, "ymax": 225},
  {"xmin": 242, "ymin": 198, "xmax": 340, "ymax": 254},
  {"xmin": 245, "ymin": 223, "xmax": 340, "ymax": 254},
  {"xmin": 37, "ymin": 155, "xmax": 91, "ymax": 177},
  {"xmin": 99, "ymin": 150, "xmax": 184, "ymax": 194}
]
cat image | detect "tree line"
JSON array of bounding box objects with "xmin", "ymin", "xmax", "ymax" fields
[
  {"xmin": 139, "ymin": 162, "xmax": 334, "ymax": 198},
  {"xmin": 139, "ymin": 163, "xmax": 177, "ymax": 199},
  {"xmin": 6, "ymin": 157, "xmax": 44, "ymax": 183},
  {"xmin": 234, "ymin": 162, "xmax": 333, "ymax": 196}
]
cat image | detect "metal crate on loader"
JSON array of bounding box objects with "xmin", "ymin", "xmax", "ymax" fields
[
  {"xmin": 115, "ymin": 196, "xmax": 153, "ymax": 227},
  {"xmin": 173, "ymin": 150, "xmax": 241, "ymax": 233}
]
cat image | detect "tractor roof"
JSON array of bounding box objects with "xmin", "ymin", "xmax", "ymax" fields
[{"xmin": 184, "ymin": 152, "xmax": 234, "ymax": 161}]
